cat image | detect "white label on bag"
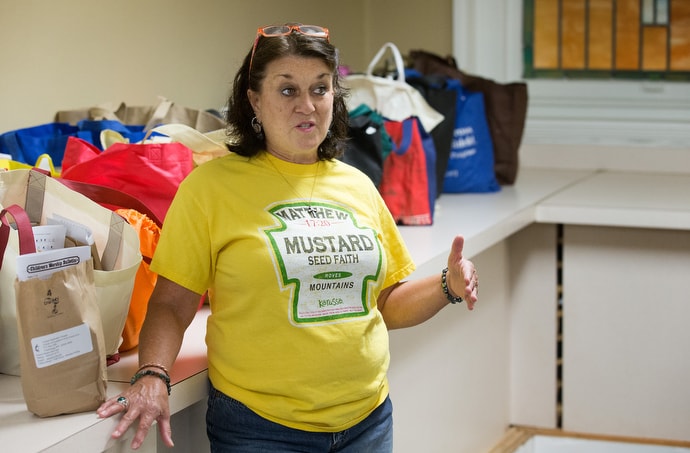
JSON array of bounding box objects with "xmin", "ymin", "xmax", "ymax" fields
[
  {"xmin": 31, "ymin": 323, "xmax": 93, "ymax": 368},
  {"xmin": 16, "ymin": 246, "xmax": 92, "ymax": 281}
]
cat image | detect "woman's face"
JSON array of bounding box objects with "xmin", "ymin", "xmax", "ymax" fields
[{"xmin": 248, "ymin": 55, "xmax": 334, "ymax": 163}]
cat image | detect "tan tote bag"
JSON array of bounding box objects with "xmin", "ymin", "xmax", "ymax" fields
[
  {"xmin": 55, "ymin": 96, "xmax": 225, "ymax": 133},
  {"xmin": 0, "ymin": 169, "xmax": 141, "ymax": 375},
  {"xmin": 2, "ymin": 204, "xmax": 107, "ymax": 416}
]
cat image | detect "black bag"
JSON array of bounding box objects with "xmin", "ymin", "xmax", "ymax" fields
[
  {"xmin": 404, "ymin": 70, "xmax": 457, "ymax": 197},
  {"xmin": 341, "ymin": 105, "xmax": 392, "ymax": 187}
]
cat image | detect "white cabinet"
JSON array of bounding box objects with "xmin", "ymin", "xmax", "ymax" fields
[{"xmin": 561, "ymin": 225, "xmax": 690, "ymax": 440}]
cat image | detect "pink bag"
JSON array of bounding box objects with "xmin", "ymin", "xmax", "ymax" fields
[{"xmin": 60, "ymin": 137, "xmax": 194, "ymax": 222}]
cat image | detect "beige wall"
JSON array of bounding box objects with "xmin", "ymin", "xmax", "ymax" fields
[
  {"xmin": 0, "ymin": 0, "xmax": 452, "ymax": 132},
  {"xmin": 365, "ymin": 0, "xmax": 453, "ymax": 62}
]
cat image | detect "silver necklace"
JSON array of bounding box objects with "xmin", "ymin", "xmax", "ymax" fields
[{"xmin": 266, "ymin": 156, "xmax": 320, "ymax": 216}]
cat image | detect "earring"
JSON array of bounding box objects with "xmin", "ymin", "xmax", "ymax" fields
[{"xmin": 251, "ymin": 116, "xmax": 264, "ymax": 140}]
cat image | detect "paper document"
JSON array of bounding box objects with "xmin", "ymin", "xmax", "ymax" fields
[
  {"xmin": 32, "ymin": 224, "xmax": 67, "ymax": 251},
  {"xmin": 16, "ymin": 246, "xmax": 92, "ymax": 281},
  {"xmin": 47, "ymin": 214, "xmax": 94, "ymax": 245}
]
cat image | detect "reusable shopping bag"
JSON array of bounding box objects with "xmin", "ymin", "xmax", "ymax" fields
[
  {"xmin": 0, "ymin": 123, "xmax": 89, "ymax": 167},
  {"xmin": 0, "ymin": 120, "xmax": 148, "ymax": 167},
  {"xmin": 75, "ymin": 119, "xmax": 147, "ymax": 149},
  {"xmin": 0, "ymin": 169, "xmax": 141, "ymax": 375},
  {"xmin": 143, "ymin": 123, "xmax": 230, "ymax": 166},
  {"xmin": 58, "ymin": 146, "xmax": 215, "ymax": 351},
  {"xmin": 115, "ymin": 209, "xmax": 160, "ymax": 352},
  {"xmin": 404, "ymin": 69, "xmax": 458, "ymax": 197},
  {"xmin": 1, "ymin": 205, "xmax": 107, "ymax": 416},
  {"xmin": 409, "ymin": 49, "xmax": 528, "ymax": 185},
  {"xmin": 345, "ymin": 42, "xmax": 444, "ymax": 134},
  {"xmin": 1, "ymin": 153, "xmax": 60, "ymax": 176},
  {"xmin": 442, "ymin": 79, "xmax": 501, "ymax": 194},
  {"xmin": 55, "ymin": 96, "xmax": 225, "ymax": 133},
  {"xmin": 380, "ymin": 117, "xmax": 435, "ymax": 226},
  {"xmin": 60, "ymin": 136, "xmax": 195, "ymax": 223},
  {"xmin": 341, "ymin": 104, "xmax": 393, "ymax": 187},
  {"xmin": 54, "ymin": 181, "xmax": 163, "ymax": 352}
]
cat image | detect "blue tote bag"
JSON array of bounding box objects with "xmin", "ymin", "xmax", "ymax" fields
[
  {"xmin": 0, "ymin": 123, "xmax": 88, "ymax": 167},
  {"xmin": 76, "ymin": 120, "xmax": 147, "ymax": 149},
  {"xmin": 442, "ymin": 79, "xmax": 500, "ymax": 193},
  {"xmin": 0, "ymin": 120, "xmax": 146, "ymax": 167}
]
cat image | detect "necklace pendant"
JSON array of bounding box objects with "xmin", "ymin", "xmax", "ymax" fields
[{"xmin": 307, "ymin": 206, "xmax": 317, "ymax": 216}]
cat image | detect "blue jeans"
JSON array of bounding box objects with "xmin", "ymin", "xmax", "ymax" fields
[{"xmin": 206, "ymin": 385, "xmax": 393, "ymax": 453}]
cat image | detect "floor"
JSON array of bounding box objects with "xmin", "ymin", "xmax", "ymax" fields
[{"xmin": 487, "ymin": 427, "xmax": 690, "ymax": 453}]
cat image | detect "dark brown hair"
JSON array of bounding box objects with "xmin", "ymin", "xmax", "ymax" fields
[{"xmin": 225, "ymin": 29, "xmax": 349, "ymax": 159}]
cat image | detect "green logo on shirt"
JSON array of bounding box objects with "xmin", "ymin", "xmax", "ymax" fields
[{"xmin": 264, "ymin": 202, "xmax": 382, "ymax": 325}]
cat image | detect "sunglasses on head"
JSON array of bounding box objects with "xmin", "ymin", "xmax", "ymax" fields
[{"xmin": 248, "ymin": 24, "xmax": 330, "ymax": 82}]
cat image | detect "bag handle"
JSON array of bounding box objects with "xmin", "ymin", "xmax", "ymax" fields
[
  {"xmin": 144, "ymin": 123, "xmax": 226, "ymax": 153},
  {"xmin": 87, "ymin": 97, "xmax": 174, "ymax": 131},
  {"xmin": 142, "ymin": 124, "xmax": 229, "ymax": 166},
  {"xmin": 100, "ymin": 212, "xmax": 125, "ymax": 272},
  {"xmin": 366, "ymin": 42, "xmax": 406, "ymax": 83},
  {"xmin": 25, "ymin": 169, "xmax": 127, "ymax": 271},
  {"xmin": 87, "ymin": 101, "xmax": 126, "ymax": 121},
  {"xmin": 389, "ymin": 118, "xmax": 416, "ymax": 156},
  {"xmin": 0, "ymin": 205, "xmax": 36, "ymax": 271},
  {"xmin": 58, "ymin": 179, "xmax": 163, "ymax": 227},
  {"xmin": 144, "ymin": 96, "xmax": 175, "ymax": 131}
]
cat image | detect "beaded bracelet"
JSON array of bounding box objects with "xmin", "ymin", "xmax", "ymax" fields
[
  {"xmin": 441, "ymin": 267, "xmax": 464, "ymax": 304},
  {"xmin": 130, "ymin": 369, "xmax": 171, "ymax": 395},
  {"xmin": 137, "ymin": 362, "xmax": 170, "ymax": 376}
]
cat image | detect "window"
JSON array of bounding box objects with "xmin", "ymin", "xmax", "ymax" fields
[
  {"xmin": 524, "ymin": 0, "xmax": 690, "ymax": 80},
  {"xmin": 453, "ymin": 0, "xmax": 690, "ymax": 150}
]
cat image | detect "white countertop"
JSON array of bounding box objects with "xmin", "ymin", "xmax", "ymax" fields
[
  {"xmin": 399, "ymin": 168, "xmax": 592, "ymax": 265},
  {"xmin": 536, "ymin": 171, "xmax": 690, "ymax": 230},
  {"xmin": 3, "ymin": 167, "xmax": 690, "ymax": 451}
]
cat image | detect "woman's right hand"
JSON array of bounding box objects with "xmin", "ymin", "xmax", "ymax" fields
[
  {"xmin": 99, "ymin": 276, "xmax": 201, "ymax": 448},
  {"xmin": 97, "ymin": 373, "xmax": 174, "ymax": 449}
]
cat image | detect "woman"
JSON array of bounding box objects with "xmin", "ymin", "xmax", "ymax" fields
[{"xmin": 97, "ymin": 24, "xmax": 478, "ymax": 452}]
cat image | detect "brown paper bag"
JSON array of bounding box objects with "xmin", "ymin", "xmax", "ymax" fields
[
  {"xmin": 6, "ymin": 203, "xmax": 107, "ymax": 417},
  {"xmin": 15, "ymin": 259, "xmax": 107, "ymax": 417}
]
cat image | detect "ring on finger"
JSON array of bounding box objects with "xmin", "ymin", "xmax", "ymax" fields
[{"xmin": 116, "ymin": 396, "xmax": 129, "ymax": 410}]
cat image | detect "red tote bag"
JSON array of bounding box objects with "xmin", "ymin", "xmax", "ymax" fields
[
  {"xmin": 380, "ymin": 117, "xmax": 433, "ymax": 226},
  {"xmin": 60, "ymin": 137, "xmax": 194, "ymax": 222}
]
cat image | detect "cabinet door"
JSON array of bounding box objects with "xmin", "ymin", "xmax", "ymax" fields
[
  {"xmin": 562, "ymin": 225, "xmax": 690, "ymax": 441},
  {"xmin": 507, "ymin": 223, "xmax": 559, "ymax": 428}
]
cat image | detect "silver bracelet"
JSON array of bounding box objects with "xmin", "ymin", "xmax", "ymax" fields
[{"xmin": 441, "ymin": 267, "xmax": 464, "ymax": 304}]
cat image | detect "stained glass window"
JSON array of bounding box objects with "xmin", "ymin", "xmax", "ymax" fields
[{"xmin": 524, "ymin": 0, "xmax": 690, "ymax": 80}]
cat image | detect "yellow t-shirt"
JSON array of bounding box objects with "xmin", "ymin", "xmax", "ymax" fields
[{"xmin": 150, "ymin": 151, "xmax": 415, "ymax": 432}]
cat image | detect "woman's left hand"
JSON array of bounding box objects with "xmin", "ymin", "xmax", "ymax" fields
[{"xmin": 446, "ymin": 235, "xmax": 479, "ymax": 310}]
